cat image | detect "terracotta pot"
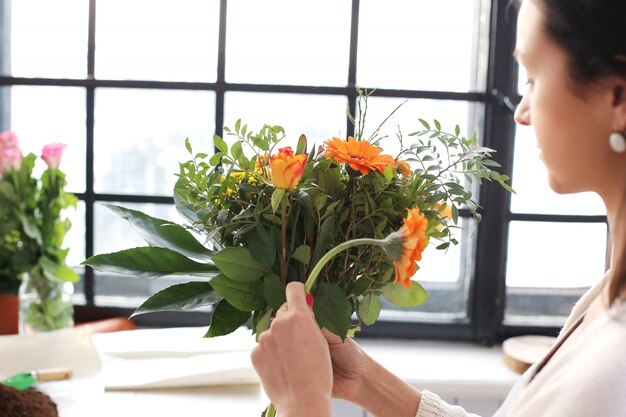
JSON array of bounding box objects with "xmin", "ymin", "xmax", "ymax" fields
[{"xmin": 0, "ymin": 294, "xmax": 19, "ymax": 335}]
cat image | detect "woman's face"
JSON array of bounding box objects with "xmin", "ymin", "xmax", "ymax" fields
[{"xmin": 514, "ymin": 0, "xmax": 618, "ymax": 196}]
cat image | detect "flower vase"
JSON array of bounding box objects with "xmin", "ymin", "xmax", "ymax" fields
[
  {"xmin": 0, "ymin": 293, "xmax": 19, "ymax": 335},
  {"xmin": 18, "ymin": 270, "xmax": 74, "ymax": 335}
]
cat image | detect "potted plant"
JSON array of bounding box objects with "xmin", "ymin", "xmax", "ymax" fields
[{"xmin": 0, "ymin": 131, "xmax": 78, "ymax": 335}]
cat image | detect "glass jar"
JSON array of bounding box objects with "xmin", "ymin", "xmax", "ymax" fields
[{"xmin": 18, "ymin": 270, "xmax": 74, "ymax": 335}]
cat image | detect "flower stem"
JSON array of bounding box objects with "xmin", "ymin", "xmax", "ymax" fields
[
  {"xmin": 265, "ymin": 402, "xmax": 276, "ymax": 417},
  {"xmin": 304, "ymin": 238, "xmax": 383, "ymax": 293}
]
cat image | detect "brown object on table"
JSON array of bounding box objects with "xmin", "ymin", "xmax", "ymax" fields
[
  {"xmin": 503, "ymin": 335, "xmax": 556, "ymax": 374},
  {"xmin": 75, "ymin": 317, "xmax": 138, "ymax": 333},
  {"xmin": 0, "ymin": 384, "xmax": 58, "ymax": 417},
  {"xmin": 0, "ymin": 294, "xmax": 19, "ymax": 335}
]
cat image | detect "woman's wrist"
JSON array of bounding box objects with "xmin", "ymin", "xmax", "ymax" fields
[
  {"xmin": 279, "ymin": 395, "xmax": 333, "ymax": 417},
  {"xmin": 352, "ymin": 354, "xmax": 422, "ymax": 417}
]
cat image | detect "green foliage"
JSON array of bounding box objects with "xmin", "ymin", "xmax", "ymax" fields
[
  {"xmin": 0, "ymin": 152, "xmax": 77, "ymax": 296},
  {"xmin": 132, "ymin": 282, "xmax": 222, "ymax": 317},
  {"xmin": 83, "ymin": 90, "xmax": 513, "ymax": 340}
]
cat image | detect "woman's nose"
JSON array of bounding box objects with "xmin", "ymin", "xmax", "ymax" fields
[{"xmin": 514, "ymin": 94, "xmax": 531, "ymax": 126}]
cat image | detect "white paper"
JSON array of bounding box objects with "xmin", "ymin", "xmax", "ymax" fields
[{"xmin": 91, "ymin": 327, "xmax": 260, "ymax": 390}]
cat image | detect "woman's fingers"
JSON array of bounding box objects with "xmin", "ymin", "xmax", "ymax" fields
[{"xmin": 285, "ymin": 281, "xmax": 307, "ymax": 312}]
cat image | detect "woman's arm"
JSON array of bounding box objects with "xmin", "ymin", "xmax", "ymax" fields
[{"xmin": 352, "ymin": 354, "xmax": 422, "ymax": 417}]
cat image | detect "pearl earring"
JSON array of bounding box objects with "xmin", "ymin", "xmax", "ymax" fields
[{"xmin": 609, "ymin": 131, "xmax": 626, "ymax": 153}]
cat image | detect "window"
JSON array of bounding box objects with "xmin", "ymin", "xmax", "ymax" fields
[{"xmin": 0, "ymin": 0, "xmax": 608, "ymax": 343}]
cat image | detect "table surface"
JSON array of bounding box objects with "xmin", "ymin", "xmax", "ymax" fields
[{"xmin": 0, "ymin": 327, "xmax": 520, "ymax": 417}]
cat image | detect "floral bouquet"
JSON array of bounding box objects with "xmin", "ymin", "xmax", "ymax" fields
[
  {"xmin": 0, "ymin": 131, "xmax": 78, "ymax": 332},
  {"xmin": 83, "ymin": 94, "xmax": 511, "ymax": 343}
]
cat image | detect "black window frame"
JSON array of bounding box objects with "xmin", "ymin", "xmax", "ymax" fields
[{"xmin": 0, "ymin": 0, "xmax": 607, "ymax": 344}]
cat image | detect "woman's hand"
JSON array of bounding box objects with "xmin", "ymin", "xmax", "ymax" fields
[
  {"xmin": 251, "ymin": 282, "xmax": 333, "ymax": 417},
  {"xmin": 322, "ymin": 328, "xmax": 370, "ymax": 403},
  {"xmin": 323, "ymin": 331, "xmax": 422, "ymax": 417}
]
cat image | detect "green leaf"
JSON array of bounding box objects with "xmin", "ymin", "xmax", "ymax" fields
[
  {"xmin": 185, "ymin": 138, "xmax": 193, "ymax": 154},
  {"xmin": 381, "ymin": 281, "xmax": 429, "ymax": 308},
  {"xmin": 82, "ymin": 247, "xmax": 219, "ymax": 279},
  {"xmin": 418, "ymin": 118, "xmax": 431, "ymax": 130},
  {"xmin": 313, "ymin": 283, "xmax": 352, "ymax": 340},
  {"xmin": 455, "ymin": 124, "xmax": 461, "ymax": 136},
  {"xmin": 451, "ymin": 205, "xmax": 459, "ymax": 224},
  {"xmin": 231, "ymin": 140, "xmax": 243, "ymax": 161},
  {"xmin": 204, "ymin": 299, "xmax": 250, "ymax": 338},
  {"xmin": 132, "ymin": 282, "xmax": 221, "ymax": 317},
  {"xmin": 209, "ymin": 152, "xmax": 223, "ymax": 166},
  {"xmin": 271, "ymin": 188, "xmax": 286, "ymax": 215},
  {"xmin": 311, "ymin": 215, "xmax": 336, "ymax": 267},
  {"xmin": 212, "ymin": 247, "xmax": 266, "ymax": 282},
  {"xmin": 213, "ymin": 135, "xmax": 228, "ymax": 154},
  {"xmin": 104, "ymin": 205, "xmax": 215, "ymax": 261},
  {"xmin": 39, "ymin": 257, "xmax": 79, "ymax": 284},
  {"xmin": 252, "ymin": 308, "xmax": 272, "ymax": 342},
  {"xmin": 292, "ymin": 245, "xmax": 311, "ymax": 265},
  {"xmin": 357, "ymin": 293, "xmax": 382, "ymax": 326},
  {"xmin": 262, "ymin": 273, "xmax": 285, "ymax": 309},
  {"xmin": 209, "ymin": 273, "xmax": 265, "ymax": 311},
  {"xmin": 296, "ymin": 134, "xmax": 307, "ymax": 155},
  {"xmin": 248, "ymin": 231, "xmax": 276, "ymax": 268},
  {"xmin": 384, "ymin": 165, "xmax": 394, "ymax": 183},
  {"xmin": 434, "ymin": 119, "xmax": 441, "ymax": 131}
]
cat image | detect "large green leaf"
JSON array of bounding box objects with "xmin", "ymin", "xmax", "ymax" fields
[
  {"xmin": 262, "ymin": 273, "xmax": 285, "ymax": 309},
  {"xmin": 82, "ymin": 247, "xmax": 219, "ymax": 279},
  {"xmin": 104, "ymin": 204, "xmax": 214, "ymax": 262},
  {"xmin": 212, "ymin": 247, "xmax": 266, "ymax": 282},
  {"xmin": 357, "ymin": 293, "xmax": 382, "ymax": 326},
  {"xmin": 312, "ymin": 282, "xmax": 352, "ymax": 340},
  {"xmin": 204, "ymin": 299, "xmax": 251, "ymax": 338},
  {"xmin": 381, "ymin": 281, "xmax": 429, "ymax": 307},
  {"xmin": 248, "ymin": 231, "xmax": 276, "ymax": 268},
  {"xmin": 209, "ymin": 273, "xmax": 265, "ymax": 311},
  {"xmin": 131, "ymin": 281, "xmax": 222, "ymax": 317}
]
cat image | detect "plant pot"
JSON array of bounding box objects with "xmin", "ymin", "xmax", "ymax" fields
[{"xmin": 0, "ymin": 294, "xmax": 19, "ymax": 335}]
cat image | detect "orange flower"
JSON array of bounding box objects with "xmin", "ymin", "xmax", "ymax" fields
[
  {"xmin": 269, "ymin": 147, "xmax": 308, "ymax": 189},
  {"xmin": 396, "ymin": 160, "xmax": 412, "ymax": 178},
  {"xmin": 393, "ymin": 207, "xmax": 428, "ymax": 287},
  {"xmin": 324, "ymin": 136, "xmax": 395, "ymax": 175}
]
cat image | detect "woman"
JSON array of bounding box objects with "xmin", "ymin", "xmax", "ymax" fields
[{"xmin": 251, "ymin": 0, "xmax": 626, "ymax": 415}]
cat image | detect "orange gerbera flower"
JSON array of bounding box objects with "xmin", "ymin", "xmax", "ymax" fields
[
  {"xmin": 393, "ymin": 207, "xmax": 428, "ymax": 287},
  {"xmin": 396, "ymin": 160, "xmax": 412, "ymax": 178},
  {"xmin": 324, "ymin": 136, "xmax": 395, "ymax": 175}
]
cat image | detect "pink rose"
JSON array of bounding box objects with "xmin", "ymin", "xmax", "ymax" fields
[
  {"xmin": 0, "ymin": 130, "xmax": 23, "ymax": 176},
  {"xmin": 0, "ymin": 131, "xmax": 18, "ymax": 149},
  {"xmin": 41, "ymin": 143, "xmax": 67, "ymax": 170}
]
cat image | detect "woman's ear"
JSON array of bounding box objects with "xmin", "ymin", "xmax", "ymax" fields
[{"xmin": 612, "ymin": 83, "xmax": 626, "ymax": 131}]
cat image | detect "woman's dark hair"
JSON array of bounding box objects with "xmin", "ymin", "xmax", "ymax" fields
[
  {"xmin": 536, "ymin": 0, "xmax": 626, "ymax": 86},
  {"xmin": 519, "ymin": 0, "xmax": 626, "ymax": 304}
]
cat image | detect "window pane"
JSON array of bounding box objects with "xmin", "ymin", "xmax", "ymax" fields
[
  {"xmin": 510, "ymin": 125, "xmax": 606, "ymax": 215},
  {"xmin": 7, "ymin": 0, "xmax": 88, "ymax": 78},
  {"xmin": 358, "ymin": 0, "xmax": 486, "ymax": 92},
  {"xmin": 94, "ymin": 88, "xmax": 214, "ymax": 196},
  {"xmin": 356, "ymin": 98, "xmax": 483, "ymax": 157},
  {"xmin": 65, "ymin": 201, "xmax": 86, "ymax": 268},
  {"xmin": 224, "ymin": 92, "xmax": 347, "ymax": 151},
  {"xmin": 225, "ymin": 0, "xmax": 351, "ymax": 86},
  {"xmin": 94, "ymin": 202, "xmax": 207, "ymax": 307},
  {"xmin": 8, "ymin": 86, "xmax": 86, "ymax": 193},
  {"xmin": 96, "ymin": 0, "xmax": 220, "ymax": 82},
  {"xmin": 380, "ymin": 219, "xmax": 474, "ymax": 321},
  {"xmin": 506, "ymin": 221, "xmax": 607, "ymax": 289}
]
